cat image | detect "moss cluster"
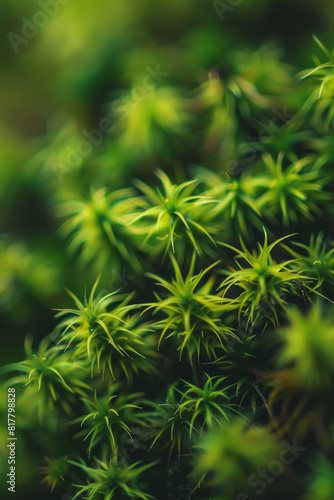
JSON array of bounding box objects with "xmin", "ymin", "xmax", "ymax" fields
[{"xmin": 1, "ymin": 2, "xmax": 334, "ymax": 499}]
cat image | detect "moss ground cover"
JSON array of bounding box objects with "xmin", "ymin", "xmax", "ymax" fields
[{"xmin": 1, "ymin": 1, "xmax": 334, "ymax": 499}]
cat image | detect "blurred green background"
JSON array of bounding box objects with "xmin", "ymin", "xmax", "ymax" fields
[{"xmin": 0, "ymin": 0, "xmax": 334, "ymax": 498}]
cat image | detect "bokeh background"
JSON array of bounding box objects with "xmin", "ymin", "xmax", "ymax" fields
[{"xmin": 0, "ymin": 0, "xmax": 334, "ymax": 498}]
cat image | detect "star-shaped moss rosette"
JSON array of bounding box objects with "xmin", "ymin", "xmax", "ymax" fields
[
  {"xmin": 39, "ymin": 456, "xmax": 70, "ymax": 494},
  {"xmin": 129, "ymin": 169, "xmax": 218, "ymax": 257},
  {"xmin": 150, "ymin": 375, "xmax": 241, "ymax": 463},
  {"xmin": 1, "ymin": 337, "xmax": 90, "ymax": 421},
  {"xmin": 145, "ymin": 253, "xmax": 238, "ymax": 363},
  {"xmin": 282, "ymin": 233, "xmax": 334, "ymax": 289},
  {"xmin": 198, "ymin": 166, "xmax": 263, "ymax": 236},
  {"xmin": 301, "ymin": 36, "xmax": 334, "ymax": 131},
  {"xmin": 58, "ymin": 187, "xmax": 143, "ymax": 273},
  {"xmin": 72, "ymin": 386, "xmax": 151, "ymax": 456},
  {"xmin": 218, "ymin": 231, "xmax": 310, "ymax": 328},
  {"xmin": 69, "ymin": 456, "xmax": 156, "ymax": 500},
  {"xmin": 176, "ymin": 375, "xmax": 242, "ymax": 438},
  {"xmin": 56, "ymin": 278, "xmax": 158, "ymax": 381},
  {"xmin": 256, "ymin": 151, "xmax": 330, "ymax": 225}
]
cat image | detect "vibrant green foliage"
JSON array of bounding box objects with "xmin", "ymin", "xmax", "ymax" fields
[
  {"xmin": 130, "ymin": 170, "xmax": 217, "ymax": 256},
  {"xmin": 219, "ymin": 231, "xmax": 308, "ymax": 327},
  {"xmin": 146, "ymin": 253, "xmax": 237, "ymax": 362},
  {"xmin": 193, "ymin": 419, "xmax": 280, "ymax": 496},
  {"xmin": 199, "ymin": 167, "xmax": 262, "ymax": 236},
  {"xmin": 149, "ymin": 383, "xmax": 187, "ymax": 456},
  {"xmin": 302, "ymin": 36, "xmax": 334, "ymax": 129},
  {"xmin": 59, "ymin": 188, "xmax": 142, "ymax": 273},
  {"xmin": 56, "ymin": 279, "xmax": 157, "ymax": 380},
  {"xmin": 283, "ymin": 233, "xmax": 334, "ymax": 288},
  {"xmin": 2, "ymin": 338, "xmax": 89, "ymax": 419},
  {"xmin": 257, "ymin": 152, "xmax": 330, "ymax": 224},
  {"xmin": 69, "ymin": 457, "xmax": 155, "ymax": 500},
  {"xmin": 278, "ymin": 303, "xmax": 334, "ymax": 390},
  {"xmin": 113, "ymin": 87, "xmax": 189, "ymax": 156},
  {"xmin": 303, "ymin": 456, "xmax": 334, "ymax": 500},
  {"xmin": 177, "ymin": 375, "xmax": 241, "ymax": 437},
  {"xmin": 73, "ymin": 387, "xmax": 148, "ymax": 455},
  {"xmin": 2, "ymin": 6, "xmax": 334, "ymax": 499},
  {"xmin": 39, "ymin": 456, "xmax": 69, "ymax": 493}
]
